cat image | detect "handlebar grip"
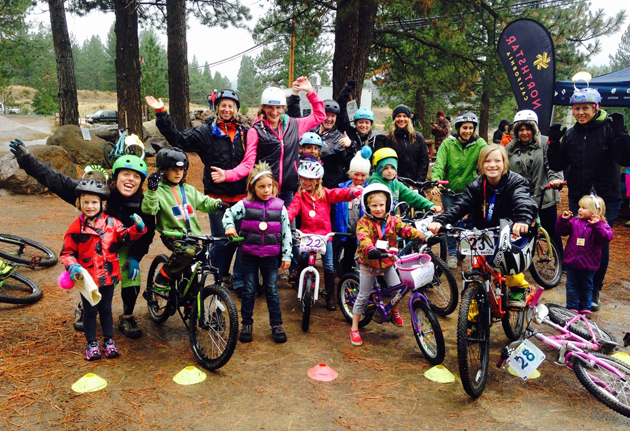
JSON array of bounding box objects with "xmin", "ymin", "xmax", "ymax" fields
[
  {"xmin": 162, "ymin": 230, "xmax": 184, "ymax": 239},
  {"xmin": 228, "ymin": 236, "xmax": 245, "ymax": 243},
  {"xmin": 436, "ymin": 180, "xmax": 449, "ymax": 185},
  {"xmin": 496, "ymin": 358, "xmax": 506, "ymax": 368}
]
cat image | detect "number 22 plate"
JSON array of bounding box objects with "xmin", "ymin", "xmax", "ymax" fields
[{"xmin": 506, "ymin": 339, "xmax": 546, "ymax": 380}]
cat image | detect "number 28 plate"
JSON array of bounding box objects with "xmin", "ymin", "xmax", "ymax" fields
[{"xmin": 506, "ymin": 339, "xmax": 546, "ymax": 380}]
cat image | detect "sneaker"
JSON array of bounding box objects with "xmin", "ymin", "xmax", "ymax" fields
[
  {"xmin": 288, "ymin": 270, "xmax": 299, "ymax": 285},
  {"xmin": 103, "ymin": 339, "xmax": 120, "ymax": 358},
  {"xmin": 350, "ymin": 330, "xmax": 363, "ymax": 346},
  {"xmin": 153, "ymin": 272, "xmax": 172, "ymax": 291},
  {"xmin": 271, "ymin": 324, "xmax": 287, "ymax": 343},
  {"xmin": 239, "ymin": 324, "xmax": 253, "ymax": 343},
  {"xmin": 221, "ymin": 274, "xmax": 233, "ymax": 289},
  {"xmin": 591, "ymin": 289, "xmax": 601, "ymax": 312},
  {"xmin": 391, "ymin": 308, "xmax": 404, "ymax": 327},
  {"xmin": 508, "ymin": 288, "xmax": 526, "ymax": 308},
  {"xmin": 85, "ymin": 341, "xmax": 101, "ymax": 361},
  {"xmin": 118, "ymin": 315, "xmax": 142, "ymax": 339},
  {"xmin": 579, "ymin": 310, "xmax": 592, "ymax": 319},
  {"xmin": 447, "ymin": 255, "xmax": 458, "ymax": 269},
  {"xmin": 73, "ymin": 302, "xmax": 84, "ymax": 332}
]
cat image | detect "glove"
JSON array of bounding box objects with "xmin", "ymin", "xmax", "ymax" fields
[
  {"xmin": 352, "ymin": 187, "xmax": 363, "ymax": 198},
  {"xmin": 68, "ymin": 264, "xmax": 83, "ymax": 281},
  {"xmin": 127, "ymin": 258, "xmax": 140, "ymax": 281},
  {"xmin": 216, "ymin": 201, "xmax": 230, "ymax": 211},
  {"xmin": 346, "ymin": 79, "xmax": 357, "ymax": 89},
  {"xmin": 367, "ymin": 248, "xmax": 387, "ymax": 260},
  {"xmin": 130, "ymin": 213, "xmax": 145, "ymax": 232},
  {"xmin": 9, "ymin": 139, "xmax": 29, "ymax": 161},
  {"xmin": 610, "ymin": 112, "xmax": 627, "ymax": 134},
  {"xmin": 548, "ymin": 123, "xmax": 566, "ymax": 143},
  {"xmin": 147, "ymin": 172, "xmax": 162, "ymax": 191}
]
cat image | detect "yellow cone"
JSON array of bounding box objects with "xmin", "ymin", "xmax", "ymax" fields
[
  {"xmin": 424, "ymin": 365, "xmax": 455, "ymax": 383},
  {"xmin": 508, "ymin": 366, "xmax": 541, "ymax": 379},
  {"xmin": 173, "ymin": 366, "xmax": 207, "ymax": 385},
  {"xmin": 72, "ymin": 373, "xmax": 107, "ymax": 393},
  {"xmin": 612, "ymin": 352, "xmax": 630, "ymax": 366}
]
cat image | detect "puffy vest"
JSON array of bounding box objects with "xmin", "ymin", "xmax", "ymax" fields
[
  {"xmin": 253, "ymin": 118, "xmax": 300, "ymax": 193},
  {"xmin": 239, "ymin": 197, "xmax": 284, "ymax": 257}
]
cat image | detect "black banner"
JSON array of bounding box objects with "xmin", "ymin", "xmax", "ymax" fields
[{"xmin": 497, "ymin": 19, "xmax": 555, "ymax": 135}]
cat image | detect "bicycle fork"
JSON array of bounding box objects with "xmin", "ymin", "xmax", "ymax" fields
[{"xmin": 297, "ymin": 253, "xmax": 319, "ymax": 303}]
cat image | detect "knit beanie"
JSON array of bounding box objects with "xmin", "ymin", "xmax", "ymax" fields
[
  {"xmin": 436, "ymin": 110, "xmax": 445, "ymax": 118},
  {"xmin": 392, "ymin": 104, "xmax": 411, "ymax": 120},
  {"xmin": 349, "ymin": 146, "xmax": 372, "ymax": 175},
  {"xmin": 376, "ymin": 157, "xmax": 398, "ymax": 175}
]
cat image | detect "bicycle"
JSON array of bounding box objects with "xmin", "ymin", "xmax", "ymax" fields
[
  {"xmin": 497, "ymin": 287, "xmax": 630, "ymax": 417},
  {"xmin": 102, "ymin": 127, "xmax": 146, "ymax": 168},
  {"xmin": 0, "ymin": 233, "xmax": 58, "ymax": 268},
  {"xmin": 338, "ymin": 247, "xmax": 446, "ymax": 365},
  {"xmin": 143, "ymin": 231, "xmax": 243, "ymax": 370},
  {"xmin": 0, "ymin": 259, "xmax": 44, "ymax": 304}
]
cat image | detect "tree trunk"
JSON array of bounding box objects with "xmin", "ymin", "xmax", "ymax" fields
[
  {"xmin": 414, "ymin": 88, "xmax": 428, "ymax": 136},
  {"xmin": 479, "ymin": 90, "xmax": 490, "ymax": 142},
  {"xmin": 166, "ymin": 0, "xmax": 190, "ymax": 130},
  {"xmin": 114, "ymin": 0, "xmax": 142, "ymax": 136},
  {"xmin": 48, "ymin": 0, "xmax": 79, "ymax": 126}
]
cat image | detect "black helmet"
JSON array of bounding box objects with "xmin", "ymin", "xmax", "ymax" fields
[
  {"xmin": 215, "ymin": 89, "xmax": 241, "ymax": 110},
  {"xmin": 324, "ymin": 99, "xmax": 340, "ymax": 115},
  {"xmin": 75, "ymin": 179, "xmax": 109, "ymax": 200},
  {"xmin": 156, "ymin": 147, "xmax": 189, "ymax": 169},
  {"xmin": 454, "ymin": 111, "xmax": 479, "ymax": 131}
]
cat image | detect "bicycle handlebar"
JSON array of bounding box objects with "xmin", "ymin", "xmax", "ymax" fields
[
  {"xmin": 162, "ymin": 231, "xmax": 244, "ymax": 243},
  {"xmin": 541, "ymin": 181, "xmax": 567, "ymax": 191},
  {"xmin": 397, "ymin": 177, "xmax": 451, "ymax": 191},
  {"xmin": 294, "ymin": 230, "xmax": 351, "ymax": 240}
]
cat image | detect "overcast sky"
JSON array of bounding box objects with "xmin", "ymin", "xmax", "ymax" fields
[{"xmin": 28, "ymin": 0, "xmax": 628, "ymax": 88}]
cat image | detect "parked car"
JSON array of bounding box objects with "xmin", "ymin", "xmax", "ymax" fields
[{"xmin": 86, "ymin": 110, "xmax": 118, "ymax": 124}]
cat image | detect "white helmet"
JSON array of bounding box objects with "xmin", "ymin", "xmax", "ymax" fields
[
  {"xmin": 260, "ymin": 87, "xmax": 287, "ymax": 106},
  {"xmin": 361, "ymin": 183, "xmax": 393, "ymax": 219},
  {"xmin": 298, "ymin": 159, "xmax": 324, "ymax": 179},
  {"xmin": 513, "ymin": 110, "xmax": 538, "ymax": 124}
]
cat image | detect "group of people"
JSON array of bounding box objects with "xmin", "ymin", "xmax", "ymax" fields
[{"xmin": 8, "ymin": 76, "xmax": 630, "ymax": 357}]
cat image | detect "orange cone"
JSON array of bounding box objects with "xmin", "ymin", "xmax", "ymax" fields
[{"xmin": 307, "ymin": 363, "xmax": 338, "ymax": 382}]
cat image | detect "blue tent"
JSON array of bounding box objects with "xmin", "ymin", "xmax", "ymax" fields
[{"xmin": 553, "ymin": 66, "xmax": 630, "ymax": 107}]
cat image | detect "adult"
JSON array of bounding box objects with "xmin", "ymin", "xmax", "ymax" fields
[
  {"xmin": 548, "ymin": 86, "xmax": 630, "ymax": 311},
  {"xmin": 430, "ymin": 111, "xmax": 487, "ymax": 268},
  {"xmin": 210, "ymin": 89, "xmax": 217, "ymax": 111},
  {"xmin": 374, "ymin": 104, "xmax": 429, "ymax": 184},
  {"xmin": 430, "ymin": 110, "xmax": 451, "ymax": 153},
  {"xmin": 506, "ymin": 109, "xmax": 563, "ymax": 256},
  {"xmin": 314, "ymin": 100, "xmax": 353, "ymax": 189},
  {"xmin": 9, "ymin": 142, "xmax": 155, "ymax": 337},
  {"xmin": 145, "ymin": 89, "xmax": 247, "ymax": 291},
  {"xmin": 493, "ymin": 119, "xmax": 510, "ymax": 144},
  {"xmin": 347, "ymin": 108, "xmax": 379, "ymax": 153}
]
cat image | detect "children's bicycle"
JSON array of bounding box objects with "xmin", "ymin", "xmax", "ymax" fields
[
  {"xmin": 497, "ymin": 287, "xmax": 630, "ymax": 417},
  {"xmin": 0, "ymin": 233, "xmax": 58, "ymax": 268},
  {"xmin": 144, "ymin": 231, "xmax": 243, "ymax": 370},
  {"xmin": 102, "ymin": 127, "xmax": 146, "ymax": 168}
]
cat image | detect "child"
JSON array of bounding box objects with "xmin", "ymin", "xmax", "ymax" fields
[
  {"xmin": 287, "ymin": 157, "xmax": 362, "ymax": 311},
  {"xmin": 222, "ymin": 161, "xmax": 292, "ymax": 343},
  {"xmin": 369, "ymin": 148, "xmax": 441, "ymax": 213},
  {"xmin": 334, "ymin": 146, "xmax": 372, "ymax": 275},
  {"xmin": 141, "ymin": 147, "xmax": 223, "ymax": 290},
  {"xmin": 556, "ymin": 194, "xmax": 613, "ymax": 316},
  {"xmin": 299, "ymin": 132, "xmax": 323, "ymax": 161},
  {"xmin": 351, "ymin": 184, "xmax": 426, "ymax": 346},
  {"xmin": 61, "ymin": 179, "xmax": 146, "ymax": 361}
]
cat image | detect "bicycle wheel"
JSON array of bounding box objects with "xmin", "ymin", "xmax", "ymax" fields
[
  {"xmin": 301, "ymin": 273, "xmax": 313, "ymax": 332},
  {"xmin": 0, "ymin": 234, "xmax": 58, "ymax": 268},
  {"xmin": 529, "ymin": 234, "xmax": 562, "ymax": 289},
  {"xmin": 547, "ymin": 304, "xmax": 617, "ymax": 351},
  {"xmin": 457, "ymin": 281, "xmax": 490, "ymax": 397},
  {"xmin": 124, "ymin": 143, "xmax": 145, "ymax": 160},
  {"xmin": 423, "ymin": 254, "xmax": 458, "ymax": 316},
  {"xmin": 412, "ymin": 298, "xmax": 445, "ymax": 365},
  {"xmin": 0, "ymin": 273, "xmax": 42, "ymax": 304},
  {"xmin": 102, "ymin": 141, "xmax": 117, "ymax": 168},
  {"xmin": 338, "ymin": 273, "xmax": 373, "ymax": 328},
  {"xmin": 333, "ymin": 241, "xmax": 345, "ymax": 278},
  {"xmin": 145, "ymin": 254, "xmax": 172, "ymax": 323},
  {"xmin": 426, "ymin": 235, "xmax": 448, "ymax": 263},
  {"xmin": 573, "ymin": 352, "xmax": 630, "ymax": 418},
  {"xmin": 501, "ymin": 304, "xmax": 525, "ymax": 341}
]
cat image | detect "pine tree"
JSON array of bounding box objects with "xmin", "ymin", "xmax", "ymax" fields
[
  {"xmin": 236, "ymin": 55, "xmax": 263, "ymax": 107},
  {"xmin": 609, "ymin": 23, "xmax": 630, "ymax": 69}
]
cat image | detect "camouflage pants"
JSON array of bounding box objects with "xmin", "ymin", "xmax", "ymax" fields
[{"xmin": 161, "ymin": 237, "xmax": 202, "ymax": 279}]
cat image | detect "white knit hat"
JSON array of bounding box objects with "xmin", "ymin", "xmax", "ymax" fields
[{"xmin": 349, "ymin": 146, "xmax": 372, "ymax": 174}]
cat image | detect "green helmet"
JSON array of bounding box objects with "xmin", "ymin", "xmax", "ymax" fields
[{"xmin": 112, "ymin": 155, "xmax": 148, "ymax": 181}]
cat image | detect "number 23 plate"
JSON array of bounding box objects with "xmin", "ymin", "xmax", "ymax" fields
[
  {"xmin": 506, "ymin": 339, "xmax": 546, "ymax": 380},
  {"xmin": 459, "ymin": 231, "xmax": 495, "ymax": 256}
]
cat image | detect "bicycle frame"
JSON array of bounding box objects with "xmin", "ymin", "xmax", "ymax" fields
[
  {"xmin": 462, "ymin": 246, "xmax": 509, "ymax": 323},
  {"xmin": 297, "ymin": 252, "xmax": 321, "ymax": 303}
]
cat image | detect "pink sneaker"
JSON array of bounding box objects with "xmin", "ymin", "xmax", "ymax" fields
[
  {"xmin": 103, "ymin": 339, "xmax": 120, "ymax": 359},
  {"xmin": 391, "ymin": 308, "xmax": 404, "ymax": 327},
  {"xmin": 350, "ymin": 330, "xmax": 363, "ymax": 346}
]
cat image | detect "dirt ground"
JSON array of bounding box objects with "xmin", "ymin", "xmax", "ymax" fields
[{"xmin": 2, "ymin": 131, "xmax": 630, "ymax": 430}]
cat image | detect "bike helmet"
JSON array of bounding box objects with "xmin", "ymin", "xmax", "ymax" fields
[
  {"xmin": 324, "ymin": 99, "xmax": 340, "ymax": 115},
  {"xmin": 569, "ymin": 87, "xmax": 601, "ymax": 105},
  {"xmin": 513, "ymin": 109, "xmax": 538, "ymax": 124},
  {"xmin": 361, "ymin": 183, "xmax": 393, "ymax": 219},
  {"xmin": 112, "ymin": 155, "xmax": 148, "ymax": 181},
  {"xmin": 490, "ymin": 220, "xmax": 534, "ymax": 276},
  {"xmin": 215, "ymin": 89, "xmax": 241, "ymax": 110},
  {"xmin": 75, "ymin": 179, "xmax": 109, "ymax": 200},
  {"xmin": 156, "ymin": 147, "xmax": 189, "ymax": 170},
  {"xmin": 298, "ymin": 159, "xmax": 324, "ymax": 179},
  {"xmin": 299, "ymin": 132, "xmax": 323, "ymax": 147},
  {"xmin": 454, "ymin": 111, "xmax": 479, "ymax": 131},
  {"xmin": 372, "ymin": 147, "xmax": 399, "ymax": 173},
  {"xmin": 354, "ymin": 107, "xmax": 374, "ymax": 123},
  {"xmin": 260, "ymin": 87, "xmax": 287, "ymax": 106}
]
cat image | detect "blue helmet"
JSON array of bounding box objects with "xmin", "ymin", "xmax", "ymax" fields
[
  {"xmin": 570, "ymin": 87, "xmax": 601, "ymax": 105},
  {"xmin": 354, "ymin": 108, "xmax": 374, "ymax": 123},
  {"xmin": 299, "ymin": 132, "xmax": 323, "ymax": 147}
]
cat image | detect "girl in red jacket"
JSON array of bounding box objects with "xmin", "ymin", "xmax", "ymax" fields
[
  {"xmin": 287, "ymin": 158, "xmax": 362, "ymax": 310},
  {"xmin": 61, "ymin": 179, "xmax": 146, "ymax": 361}
]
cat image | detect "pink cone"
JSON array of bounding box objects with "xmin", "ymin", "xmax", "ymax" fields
[{"xmin": 307, "ymin": 363, "xmax": 338, "ymax": 382}]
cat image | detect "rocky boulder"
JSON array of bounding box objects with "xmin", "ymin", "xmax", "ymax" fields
[{"xmin": 47, "ymin": 125, "xmax": 107, "ymax": 166}]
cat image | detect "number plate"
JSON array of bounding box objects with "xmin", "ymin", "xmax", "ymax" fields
[
  {"xmin": 415, "ymin": 217, "xmax": 432, "ymax": 234},
  {"xmin": 506, "ymin": 339, "xmax": 546, "ymax": 380},
  {"xmin": 459, "ymin": 231, "xmax": 495, "ymax": 255},
  {"xmin": 299, "ymin": 235, "xmax": 327, "ymax": 254}
]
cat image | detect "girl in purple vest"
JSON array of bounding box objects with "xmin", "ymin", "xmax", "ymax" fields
[{"xmin": 223, "ymin": 162, "xmax": 292, "ymax": 344}]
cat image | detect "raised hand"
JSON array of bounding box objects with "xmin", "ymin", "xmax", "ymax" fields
[
  {"xmin": 9, "ymin": 139, "xmax": 29, "ymax": 161},
  {"xmin": 292, "ymin": 76, "xmax": 314, "ymax": 95},
  {"xmin": 145, "ymin": 96, "xmax": 165, "ymax": 111},
  {"xmin": 339, "ymin": 131, "xmax": 352, "ymax": 148},
  {"xmin": 147, "ymin": 172, "xmax": 162, "ymax": 191}
]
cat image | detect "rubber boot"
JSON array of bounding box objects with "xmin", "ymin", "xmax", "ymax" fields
[
  {"xmin": 324, "ymin": 271, "xmax": 337, "ymax": 311},
  {"xmin": 289, "ymin": 257, "xmax": 308, "ymax": 288}
]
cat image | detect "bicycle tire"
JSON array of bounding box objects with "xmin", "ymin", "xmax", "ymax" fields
[
  {"xmin": 457, "ymin": 281, "xmax": 490, "ymax": 397},
  {"xmin": 426, "ymin": 235, "xmax": 448, "ymax": 263},
  {"xmin": 189, "ymin": 282, "xmax": 238, "ymax": 370},
  {"xmin": 546, "ymin": 304, "xmax": 617, "ymax": 351},
  {"xmin": 145, "ymin": 254, "xmax": 172, "ymax": 323},
  {"xmin": 338, "ymin": 273, "xmax": 373, "ymax": 328},
  {"xmin": 102, "ymin": 141, "xmax": 117, "ymax": 168},
  {"xmin": 301, "ymin": 273, "xmax": 313, "ymax": 332},
  {"xmin": 529, "ymin": 234, "xmax": 562, "ymax": 289},
  {"xmin": 412, "ymin": 298, "xmax": 445, "ymax": 365},
  {"xmin": 333, "ymin": 241, "xmax": 345, "ymax": 278},
  {"xmin": 423, "ymin": 254, "xmax": 458, "ymax": 316},
  {"xmin": 573, "ymin": 352, "xmax": 630, "ymax": 418},
  {"xmin": 501, "ymin": 304, "xmax": 525, "ymax": 341},
  {"xmin": 0, "ymin": 273, "xmax": 42, "ymax": 304},
  {"xmin": 124, "ymin": 143, "xmax": 146, "ymax": 160},
  {"xmin": 0, "ymin": 234, "xmax": 58, "ymax": 268}
]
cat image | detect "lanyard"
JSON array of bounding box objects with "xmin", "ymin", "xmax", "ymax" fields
[
  {"xmin": 170, "ymin": 184, "xmax": 192, "ymax": 233},
  {"xmin": 483, "ymin": 179, "xmax": 498, "ymax": 222}
]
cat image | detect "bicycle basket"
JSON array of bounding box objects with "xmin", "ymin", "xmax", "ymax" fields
[{"xmin": 394, "ymin": 253, "xmax": 434, "ymax": 288}]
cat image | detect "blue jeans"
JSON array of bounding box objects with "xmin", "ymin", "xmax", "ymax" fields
[
  {"xmin": 569, "ymin": 198, "xmax": 621, "ymax": 292},
  {"xmin": 209, "ymin": 209, "xmax": 242, "ymax": 288},
  {"xmin": 565, "ymin": 266, "xmax": 595, "ymax": 311},
  {"xmin": 441, "ymin": 193, "xmax": 471, "ymax": 255},
  {"xmin": 301, "ymin": 241, "xmax": 334, "ymax": 273},
  {"xmin": 241, "ymin": 256, "xmax": 283, "ymax": 326}
]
